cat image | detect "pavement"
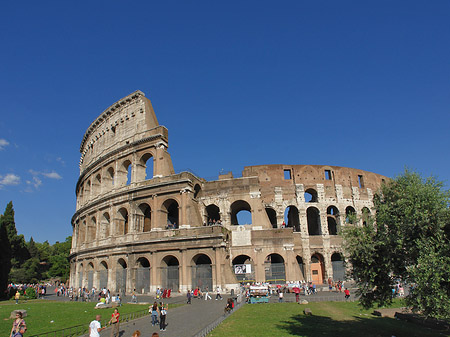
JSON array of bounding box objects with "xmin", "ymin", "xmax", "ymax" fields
[{"xmin": 42, "ymin": 286, "xmax": 358, "ymax": 337}]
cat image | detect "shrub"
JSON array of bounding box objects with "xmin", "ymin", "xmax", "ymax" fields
[{"xmin": 25, "ymin": 287, "xmax": 37, "ymax": 299}]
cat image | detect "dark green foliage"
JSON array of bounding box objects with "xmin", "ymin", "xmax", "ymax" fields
[
  {"xmin": 25, "ymin": 287, "xmax": 37, "ymax": 299},
  {"xmin": 343, "ymin": 169, "xmax": 450, "ymax": 319},
  {"xmin": 0, "ymin": 201, "xmax": 72, "ymax": 286}
]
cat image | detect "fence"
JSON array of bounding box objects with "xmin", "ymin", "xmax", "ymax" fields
[{"xmin": 28, "ymin": 309, "xmax": 150, "ymax": 337}]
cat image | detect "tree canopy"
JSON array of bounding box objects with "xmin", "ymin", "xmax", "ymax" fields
[{"xmin": 343, "ymin": 169, "xmax": 450, "ymax": 319}]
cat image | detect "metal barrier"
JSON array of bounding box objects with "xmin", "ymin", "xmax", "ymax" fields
[
  {"xmin": 28, "ymin": 309, "xmax": 150, "ymax": 337},
  {"xmin": 192, "ymin": 300, "xmax": 245, "ymax": 337}
]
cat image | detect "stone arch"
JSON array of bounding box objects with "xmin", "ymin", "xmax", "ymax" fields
[
  {"xmin": 296, "ymin": 256, "xmax": 305, "ymax": 280},
  {"xmin": 78, "ymin": 263, "xmax": 84, "ymax": 288},
  {"xmin": 264, "ymin": 253, "xmax": 286, "ymax": 283},
  {"xmin": 101, "ymin": 212, "xmax": 110, "ymax": 239},
  {"xmin": 307, "ymin": 207, "xmax": 321, "ymax": 235},
  {"xmin": 311, "ymin": 253, "xmax": 325, "ymax": 284},
  {"xmin": 93, "ymin": 173, "xmax": 102, "ymax": 196},
  {"xmin": 121, "ymin": 159, "xmax": 132, "ymax": 186},
  {"xmin": 116, "ymin": 258, "xmax": 127, "ymax": 293},
  {"xmin": 191, "ymin": 253, "xmax": 212, "ymax": 291},
  {"xmin": 87, "ymin": 262, "xmax": 94, "ymax": 290},
  {"xmin": 304, "ymin": 188, "xmax": 318, "ymax": 202},
  {"xmin": 232, "ymin": 254, "xmax": 254, "ymax": 282},
  {"xmin": 136, "ymin": 257, "xmax": 150, "ymax": 294},
  {"xmin": 78, "ymin": 220, "xmax": 86, "ymax": 246},
  {"xmin": 345, "ymin": 206, "xmax": 356, "ymax": 224},
  {"xmin": 138, "ymin": 152, "xmax": 154, "ymax": 181},
  {"xmin": 138, "ymin": 203, "xmax": 152, "ymax": 232},
  {"xmin": 265, "ymin": 207, "xmax": 277, "ymax": 228},
  {"xmin": 362, "ymin": 207, "xmax": 371, "ymax": 226},
  {"xmin": 162, "ymin": 199, "xmax": 179, "ymax": 229},
  {"xmin": 117, "ymin": 208, "xmax": 129, "ymax": 235},
  {"xmin": 99, "ymin": 261, "xmax": 108, "ymax": 289},
  {"xmin": 230, "ymin": 200, "xmax": 252, "ymax": 225},
  {"xmin": 88, "ymin": 216, "xmax": 96, "ymax": 242},
  {"xmin": 331, "ymin": 252, "xmax": 345, "ymax": 281},
  {"xmin": 107, "ymin": 167, "xmax": 115, "ymax": 187},
  {"xmin": 161, "ymin": 255, "xmax": 180, "ymax": 291},
  {"xmin": 85, "ymin": 180, "xmax": 91, "ymax": 202},
  {"xmin": 285, "ymin": 205, "xmax": 300, "ymax": 232},
  {"xmin": 193, "ymin": 184, "xmax": 202, "ymax": 199},
  {"xmin": 205, "ymin": 204, "xmax": 220, "ymax": 224}
]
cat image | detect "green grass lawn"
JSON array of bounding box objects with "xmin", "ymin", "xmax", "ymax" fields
[
  {"xmin": 1, "ymin": 300, "xmax": 149, "ymax": 335},
  {"xmin": 208, "ymin": 301, "xmax": 450, "ymax": 337}
]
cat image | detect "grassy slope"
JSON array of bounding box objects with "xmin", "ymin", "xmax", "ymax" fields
[
  {"xmin": 1, "ymin": 300, "xmax": 149, "ymax": 335},
  {"xmin": 208, "ymin": 301, "xmax": 450, "ymax": 337}
]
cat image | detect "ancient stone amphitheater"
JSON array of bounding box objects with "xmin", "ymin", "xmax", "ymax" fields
[{"xmin": 69, "ymin": 90, "xmax": 387, "ymax": 294}]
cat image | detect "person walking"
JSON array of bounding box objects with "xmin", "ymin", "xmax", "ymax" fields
[
  {"xmin": 89, "ymin": 315, "xmax": 105, "ymax": 337},
  {"xmin": 187, "ymin": 290, "xmax": 192, "ymax": 304},
  {"xmin": 344, "ymin": 288, "xmax": 350, "ymax": 300},
  {"xmin": 204, "ymin": 287, "xmax": 211, "ymax": 300},
  {"xmin": 108, "ymin": 308, "xmax": 120, "ymax": 337},
  {"xmin": 159, "ymin": 302, "xmax": 167, "ymax": 331},
  {"xmin": 150, "ymin": 302, "xmax": 159, "ymax": 326},
  {"xmin": 10, "ymin": 312, "xmax": 26, "ymax": 337},
  {"xmin": 215, "ymin": 286, "xmax": 223, "ymax": 300}
]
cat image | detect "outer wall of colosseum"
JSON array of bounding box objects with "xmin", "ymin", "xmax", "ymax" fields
[{"xmin": 69, "ymin": 90, "xmax": 387, "ymax": 294}]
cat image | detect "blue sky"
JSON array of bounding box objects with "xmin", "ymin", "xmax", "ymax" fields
[{"xmin": 1, "ymin": 1, "xmax": 449, "ymax": 243}]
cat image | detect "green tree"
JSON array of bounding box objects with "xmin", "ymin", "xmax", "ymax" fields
[
  {"xmin": 343, "ymin": 170, "xmax": 450, "ymax": 319},
  {"xmin": 0, "ymin": 210, "xmax": 12, "ymax": 298}
]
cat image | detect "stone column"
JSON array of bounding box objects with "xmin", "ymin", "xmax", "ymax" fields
[
  {"xmin": 180, "ymin": 249, "xmax": 189, "ymax": 292},
  {"xmin": 150, "ymin": 253, "xmax": 158, "ymax": 293}
]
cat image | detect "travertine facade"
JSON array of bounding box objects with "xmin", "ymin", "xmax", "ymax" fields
[{"xmin": 69, "ymin": 91, "xmax": 387, "ymax": 294}]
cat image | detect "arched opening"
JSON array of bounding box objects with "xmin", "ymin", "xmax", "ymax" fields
[
  {"xmin": 78, "ymin": 221, "xmax": 86, "ymax": 246},
  {"xmin": 232, "ymin": 255, "xmax": 255, "ymax": 282},
  {"xmin": 296, "ymin": 256, "xmax": 305, "ymax": 280},
  {"xmin": 140, "ymin": 153, "xmax": 153, "ymax": 180},
  {"xmin": 94, "ymin": 174, "xmax": 101, "ymax": 196},
  {"xmin": 307, "ymin": 207, "xmax": 321, "ymax": 235},
  {"xmin": 265, "ymin": 208, "xmax": 277, "ymax": 228},
  {"xmin": 311, "ymin": 253, "xmax": 325, "ymax": 284},
  {"xmin": 136, "ymin": 257, "xmax": 150, "ymax": 294},
  {"xmin": 345, "ymin": 206, "xmax": 356, "ymax": 224},
  {"xmin": 362, "ymin": 207, "xmax": 371, "ymax": 226},
  {"xmin": 162, "ymin": 199, "xmax": 179, "ymax": 229},
  {"xmin": 138, "ymin": 203, "xmax": 152, "ymax": 232},
  {"xmin": 107, "ymin": 167, "xmax": 115, "ymax": 187},
  {"xmin": 230, "ymin": 200, "xmax": 252, "ymax": 225},
  {"xmin": 117, "ymin": 208, "xmax": 129, "ymax": 235},
  {"xmin": 327, "ymin": 217, "xmax": 338, "ymax": 235},
  {"xmin": 101, "ymin": 212, "xmax": 110, "ymax": 239},
  {"xmin": 99, "ymin": 261, "xmax": 108, "ymax": 289},
  {"xmin": 78, "ymin": 264, "xmax": 83, "ymax": 288},
  {"xmin": 161, "ymin": 255, "xmax": 180, "ymax": 291},
  {"xmin": 205, "ymin": 204, "xmax": 220, "ymax": 225},
  {"xmin": 304, "ymin": 188, "xmax": 318, "ymax": 203},
  {"xmin": 264, "ymin": 253, "xmax": 285, "ymax": 283},
  {"xmin": 285, "ymin": 205, "xmax": 300, "ymax": 232},
  {"xmin": 193, "ymin": 184, "xmax": 202, "ymax": 199},
  {"xmin": 85, "ymin": 180, "xmax": 91, "ymax": 202},
  {"xmin": 192, "ymin": 254, "xmax": 212, "ymax": 291},
  {"xmin": 123, "ymin": 160, "xmax": 132, "ymax": 186},
  {"xmin": 331, "ymin": 253, "xmax": 345, "ymax": 281},
  {"xmin": 116, "ymin": 258, "xmax": 127, "ymax": 293},
  {"xmin": 87, "ymin": 263, "xmax": 94, "ymax": 290},
  {"xmin": 88, "ymin": 216, "xmax": 96, "ymax": 242}
]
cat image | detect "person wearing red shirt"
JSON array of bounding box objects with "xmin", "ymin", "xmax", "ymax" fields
[{"xmin": 109, "ymin": 308, "xmax": 120, "ymax": 337}]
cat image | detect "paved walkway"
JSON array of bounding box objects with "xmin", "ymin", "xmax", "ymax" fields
[{"xmin": 43, "ymin": 286, "xmax": 358, "ymax": 337}]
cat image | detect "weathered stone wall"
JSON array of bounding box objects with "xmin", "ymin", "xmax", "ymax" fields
[{"xmin": 70, "ymin": 91, "xmax": 387, "ymax": 293}]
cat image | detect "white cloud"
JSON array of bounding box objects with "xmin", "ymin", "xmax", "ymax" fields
[
  {"xmin": 0, "ymin": 173, "xmax": 21, "ymax": 187},
  {"xmin": 26, "ymin": 176, "xmax": 42, "ymax": 189},
  {"xmin": 42, "ymin": 171, "xmax": 62, "ymax": 180},
  {"xmin": 0, "ymin": 138, "xmax": 9, "ymax": 150}
]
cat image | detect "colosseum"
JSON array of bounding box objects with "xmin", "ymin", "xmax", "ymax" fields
[{"xmin": 69, "ymin": 90, "xmax": 387, "ymax": 294}]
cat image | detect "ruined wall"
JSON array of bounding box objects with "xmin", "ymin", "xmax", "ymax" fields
[{"xmin": 70, "ymin": 91, "xmax": 388, "ymax": 293}]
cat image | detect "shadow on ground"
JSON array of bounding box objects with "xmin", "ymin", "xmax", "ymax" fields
[{"xmin": 276, "ymin": 313, "xmax": 450, "ymax": 337}]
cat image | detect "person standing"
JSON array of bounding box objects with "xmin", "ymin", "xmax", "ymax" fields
[
  {"xmin": 89, "ymin": 315, "xmax": 105, "ymax": 337},
  {"xmin": 15, "ymin": 291, "xmax": 20, "ymax": 305},
  {"xmin": 150, "ymin": 302, "xmax": 159, "ymax": 326},
  {"xmin": 10, "ymin": 312, "xmax": 26, "ymax": 337},
  {"xmin": 344, "ymin": 288, "xmax": 350, "ymax": 300},
  {"xmin": 278, "ymin": 290, "xmax": 284, "ymax": 303},
  {"xmin": 159, "ymin": 302, "xmax": 167, "ymax": 331},
  {"xmin": 108, "ymin": 308, "xmax": 120, "ymax": 337}
]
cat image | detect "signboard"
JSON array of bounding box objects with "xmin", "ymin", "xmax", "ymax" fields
[{"xmin": 234, "ymin": 264, "xmax": 252, "ymax": 274}]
